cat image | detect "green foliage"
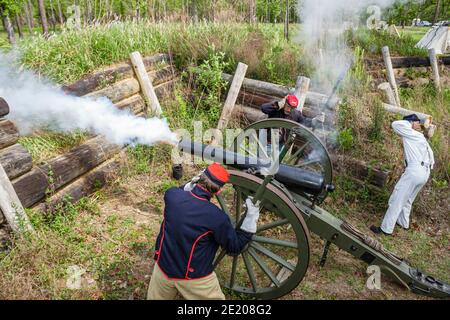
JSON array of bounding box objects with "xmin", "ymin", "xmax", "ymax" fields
[
  {"xmin": 0, "ymin": 0, "xmax": 24, "ymax": 17},
  {"xmin": 337, "ymin": 128, "xmax": 354, "ymax": 151},
  {"xmin": 368, "ymin": 103, "xmax": 385, "ymax": 141},
  {"xmin": 346, "ymin": 28, "xmax": 427, "ymax": 57}
]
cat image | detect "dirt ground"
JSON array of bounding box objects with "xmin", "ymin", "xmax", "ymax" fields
[{"xmin": 94, "ymin": 162, "xmax": 446, "ymax": 300}]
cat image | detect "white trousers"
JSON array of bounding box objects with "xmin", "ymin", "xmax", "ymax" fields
[{"xmin": 381, "ymin": 165, "xmax": 430, "ymax": 234}]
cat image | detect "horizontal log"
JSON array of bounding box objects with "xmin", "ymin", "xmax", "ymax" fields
[
  {"xmin": 34, "ymin": 155, "xmax": 124, "ymax": 213},
  {"xmin": 0, "ymin": 120, "xmax": 19, "ymax": 149},
  {"xmin": 366, "ymin": 55, "xmax": 450, "ymax": 69},
  {"xmin": 85, "ymin": 66, "xmax": 178, "ymax": 103},
  {"xmin": 115, "ymin": 94, "xmax": 146, "ymax": 115},
  {"xmin": 332, "ymin": 154, "xmax": 390, "ymax": 187},
  {"xmin": 0, "ymin": 97, "xmax": 9, "ymax": 117},
  {"xmin": 62, "ymin": 53, "xmax": 171, "ymax": 96},
  {"xmin": 221, "ymin": 73, "xmax": 334, "ymax": 107},
  {"xmin": 12, "ymin": 135, "xmax": 120, "ymax": 208},
  {"xmin": 382, "ymin": 103, "xmax": 432, "ymax": 126},
  {"xmin": 235, "ymin": 105, "xmax": 268, "ymax": 123},
  {"xmin": 0, "ymin": 144, "xmax": 33, "ymax": 179}
]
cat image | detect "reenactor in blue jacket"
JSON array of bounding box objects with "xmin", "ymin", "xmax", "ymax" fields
[{"xmin": 147, "ymin": 163, "xmax": 261, "ymax": 300}]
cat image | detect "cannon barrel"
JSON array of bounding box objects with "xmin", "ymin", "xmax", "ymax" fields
[{"xmin": 177, "ymin": 138, "xmax": 325, "ymax": 195}]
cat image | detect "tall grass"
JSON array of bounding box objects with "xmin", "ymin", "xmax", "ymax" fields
[{"xmin": 18, "ymin": 21, "xmax": 307, "ymax": 85}]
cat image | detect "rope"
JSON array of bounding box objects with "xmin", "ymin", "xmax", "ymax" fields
[{"xmin": 341, "ymin": 221, "xmax": 403, "ymax": 266}]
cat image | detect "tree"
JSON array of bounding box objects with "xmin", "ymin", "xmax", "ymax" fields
[
  {"xmin": 37, "ymin": 0, "xmax": 49, "ymax": 36},
  {"xmin": 0, "ymin": 0, "xmax": 23, "ymax": 45},
  {"xmin": 433, "ymin": 0, "xmax": 441, "ymax": 24}
]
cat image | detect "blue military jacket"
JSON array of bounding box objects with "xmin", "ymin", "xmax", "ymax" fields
[{"xmin": 154, "ymin": 185, "xmax": 252, "ymax": 280}]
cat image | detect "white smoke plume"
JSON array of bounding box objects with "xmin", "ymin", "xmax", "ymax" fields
[
  {"xmin": 0, "ymin": 53, "xmax": 178, "ymax": 146},
  {"xmin": 297, "ymin": 0, "xmax": 398, "ymax": 93}
]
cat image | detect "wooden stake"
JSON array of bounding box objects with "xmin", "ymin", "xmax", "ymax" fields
[
  {"xmin": 217, "ymin": 62, "xmax": 248, "ymax": 131},
  {"xmin": 382, "ymin": 46, "xmax": 401, "ymax": 107},
  {"xmin": 378, "ymin": 82, "xmax": 398, "ymax": 106},
  {"xmin": 130, "ymin": 51, "xmax": 162, "ymax": 116},
  {"xmin": 294, "ymin": 76, "xmax": 310, "ymax": 112},
  {"xmin": 428, "ymin": 48, "xmax": 441, "ymax": 92},
  {"xmin": 0, "ymin": 163, "xmax": 33, "ymax": 234}
]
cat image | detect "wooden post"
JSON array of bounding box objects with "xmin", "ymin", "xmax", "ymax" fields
[
  {"xmin": 130, "ymin": 51, "xmax": 162, "ymax": 116},
  {"xmin": 378, "ymin": 82, "xmax": 398, "ymax": 106},
  {"xmin": 382, "ymin": 46, "xmax": 401, "ymax": 107},
  {"xmin": 217, "ymin": 62, "xmax": 248, "ymax": 131},
  {"xmin": 0, "ymin": 163, "xmax": 33, "ymax": 234},
  {"xmin": 294, "ymin": 76, "xmax": 310, "ymax": 112},
  {"xmin": 428, "ymin": 48, "xmax": 441, "ymax": 92}
]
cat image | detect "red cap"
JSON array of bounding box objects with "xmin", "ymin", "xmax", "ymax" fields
[
  {"xmin": 205, "ymin": 163, "xmax": 230, "ymax": 186},
  {"xmin": 286, "ymin": 95, "xmax": 299, "ymax": 108}
]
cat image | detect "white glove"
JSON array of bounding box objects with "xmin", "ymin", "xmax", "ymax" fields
[
  {"xmin": 240, "ymin": 197, "xmax": 261, "ymax": 234},
  {"xmin": 183, "ymin": 182, "xmax": 196, "ymax": 192},
  {"xmin": 183, "ymin": 170, "xmax": 203, "ymax": 192}
]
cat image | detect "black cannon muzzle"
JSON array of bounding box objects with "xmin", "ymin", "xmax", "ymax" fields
[{"xmin": 177, "ymin": 138, "xmax": 325, "ymax": 196}]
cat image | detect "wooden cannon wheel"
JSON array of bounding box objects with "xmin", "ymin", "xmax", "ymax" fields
[
  {"xmin": 233, "ymin": 119, "xmax": 333, "ymax": 204},
  {"xmin": 213, "ymin": 170, "xmax": 311, "ymax": 300}
]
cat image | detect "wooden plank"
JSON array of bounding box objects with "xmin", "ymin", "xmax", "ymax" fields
[
  {"xmin": 62, "ymin": 53, "xmax": 170, "ymax": 96},
  {"xmin": 130, "ymin": 51, "xmax": 162, "ymax": 116},
  {"xmin": 12, "ymin": 135, "xmax": 120, "ymax": 208},
  {"xmin": 382, "ymin": 46, "xmax": 401, "ymax": 107},
  {"xmin": 294, "ymin": 76, "xmax": 310, "ymax": 112},
  {"xmin": 428, "ymin": 49, "xmax": 441, "ymax": 91},
  {"xmin": 0, "ymin": 97, "xmax": 10, "ymax": 117},
  {"xmin": 0, "ymin": 144, "xmax": 33, "ymax": 179},
  {"xmin": 34, "ymin": 155, "xmax": 124, "ymax": 213},
  {"xmin": 0, "ymin": 163, "xmax": 33, "ymax": 233},
  {"xmin": 0, "ymin": 120, "xmax": 19, "ymax": 149},
  {"xmin": 217, "ymin": 63, "xmax": 248, "ymax": 130}
]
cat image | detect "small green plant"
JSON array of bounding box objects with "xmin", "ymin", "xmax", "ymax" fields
[{"xmin": 338, "ymin": 128, "xmax": 354, "ymax": 151}]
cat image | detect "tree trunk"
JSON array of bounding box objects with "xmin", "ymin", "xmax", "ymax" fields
[
  {"xmin": 49, "ymin": 0, "xmax": 56, "ymax": 31},
  {"xmin": 28, "ymin": 0, "xmax": 35, "ymax": 29},
  {"xmin": 2, "ymin": 13, "xmax": 16, "ymax": 45},
  {"xmin": 284, "ymin": 0, "xmax": 289, "ymax": 40},
  {"xmin": 23, "ymin": 3, "xmax": 33, "ymax": 32},
  {"xmin": 15, "ymin": 15, "xmax": 24, "ymax": 38},
  {"xmin": 249, "ymin": 0, "xmax": 256, "ymax": 23},
  {"xmin": 433, "ymin": 0, "xmax": 441, "ymax": 25},
  {"xmin": 57, "ymin": 0, "xmax": 64, "ymax": 24},
  {"xmin": 37, "ymin": 0, "xmax": 49, "ymax": 36},
  {"xmin": 266, "ymin": 0, "xmax": 270, "ymax": 22}
]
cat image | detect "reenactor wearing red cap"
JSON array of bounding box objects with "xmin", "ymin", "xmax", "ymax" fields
[{"xmin": 147, "ymin": 163, "xmax": 261, "ymax": 300}]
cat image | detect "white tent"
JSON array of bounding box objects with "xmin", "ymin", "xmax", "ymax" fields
[{"xmin": 416, "ymin": 26, "xmax": 450, "ymax": 54}]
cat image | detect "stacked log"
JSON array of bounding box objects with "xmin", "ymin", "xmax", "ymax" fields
[
  {"xmin": 365, "ymin": 55, "xmax": 450, "ymax": 69},
  {"xmin": 0, "ymin": 52, "xmax": 179, "ymax": 234}
]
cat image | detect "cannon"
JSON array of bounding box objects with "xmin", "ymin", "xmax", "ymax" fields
[{"xmin": 176, "ymin": 119, "xmax": 449, "ymax": 299}]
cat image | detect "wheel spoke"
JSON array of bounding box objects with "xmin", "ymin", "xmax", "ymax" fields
[
  {"xmin": 213, "ymin": 249, "xmax": 227, "ymax": 268},
  {"xmin": 286, "ymin": 142, "xmax": 310, "ymax": 165},
  {"xmin": 248, "ymin": 248, "xmax": 281, "ymax": 287},
  {"xmin": 250, "ymin": 242, "xmax": 296, "ymax": 272},
  {"xmin": 216, "ymin": 194, "xmax": 231, "ymax": 218},
  {"xmin": 257, "ymin": 218, "xmax": 289, "ymax": 233},
  {"xmin": 252, "ymin": 235, "xmax": 298, "ymax": 249},
  {"xmin": 242, "ymin": 252, "xmax": 258, "ymax": 293},
  {"xmin": 234, "ymin": 187, "xmax": 243, "ymax": 225},
  {"xmin": 295, "ymin": 158, "xmax": 320, "ymax": 168},
  {"xmin": 229, "ymin": 255, "xmax": 238, "ymax": 288}
]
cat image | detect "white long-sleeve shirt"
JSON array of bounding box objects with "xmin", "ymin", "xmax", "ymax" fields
[{"xmin": 392, "ymin": 120, "xmax": 435, "ymax": 169}]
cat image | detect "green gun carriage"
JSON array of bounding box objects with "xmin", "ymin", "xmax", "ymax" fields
[{"xmin": 176, "ymin": 119, "xmax": 449, "ymax": 299}]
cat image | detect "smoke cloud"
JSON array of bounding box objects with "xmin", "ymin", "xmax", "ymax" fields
[
  {"xmin": 297, "ymin": 0, "xmax": 398, "ymax": 93},
  {"xmin": 0, "ymin": 53, "xmax": 177, "ymax": 147}
]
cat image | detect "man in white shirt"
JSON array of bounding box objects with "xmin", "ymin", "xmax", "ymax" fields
[{"xmin": 371, "ymin": 114, "xmax": 435, "ymax": 235}]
